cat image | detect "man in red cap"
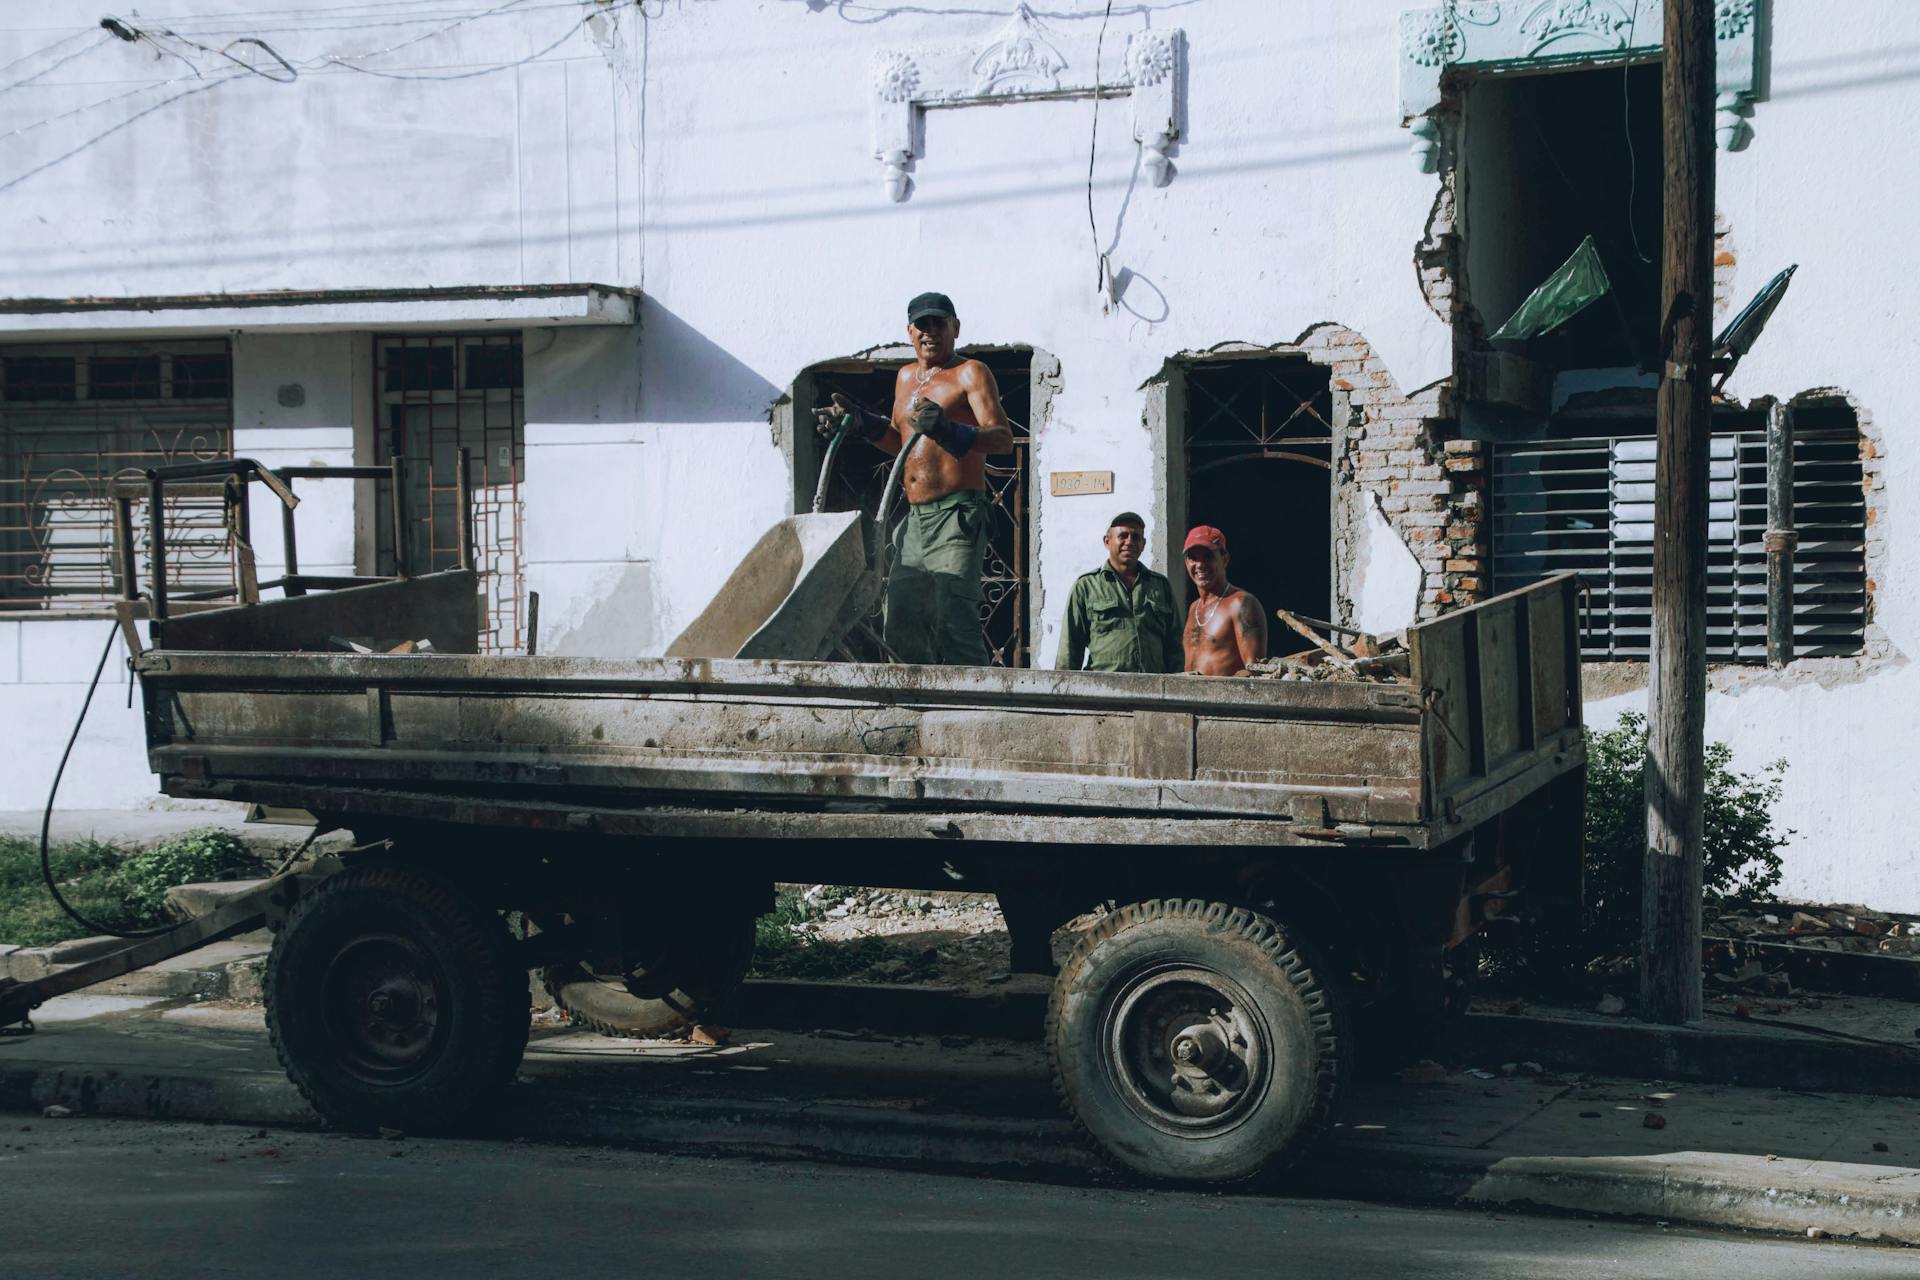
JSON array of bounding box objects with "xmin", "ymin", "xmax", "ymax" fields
[{"xmin": 1181, "ymin": 525, "xmax": 1267, "ymax": 676}]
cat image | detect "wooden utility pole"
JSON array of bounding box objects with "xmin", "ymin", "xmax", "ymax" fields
[{"xmin": 1641, "ymin": 0, "xmax": 1716, "ymax": 1025}]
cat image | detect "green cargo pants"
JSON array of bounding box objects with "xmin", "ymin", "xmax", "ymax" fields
[{"xmin": 884, "ymin": 489, "xmax": 991, "ymax": 666}]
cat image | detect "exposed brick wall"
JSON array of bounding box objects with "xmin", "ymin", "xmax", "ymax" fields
[{"xmin": 1292, "ymin": 323, "xmax": 1482, "ymax": 622}]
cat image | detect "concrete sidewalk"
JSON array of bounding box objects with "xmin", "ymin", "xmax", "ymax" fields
[{"xmin": 3, "ymin": 990, "xmax": 1918, "ymax": 1244}]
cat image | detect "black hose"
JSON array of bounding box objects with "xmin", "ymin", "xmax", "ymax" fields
[{"xmin": 39, "ymin": 624, "xmax": 170, "ymax": 939}]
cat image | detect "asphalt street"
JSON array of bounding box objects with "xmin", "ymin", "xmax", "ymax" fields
[{"xmin": 6, "ymin": 1118, "xmax": 1920, "ymax": 1279}]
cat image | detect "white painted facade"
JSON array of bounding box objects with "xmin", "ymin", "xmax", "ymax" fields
[{"xmin": 0, "ymin": 1, "xmax": 1914, "ymax": 908}]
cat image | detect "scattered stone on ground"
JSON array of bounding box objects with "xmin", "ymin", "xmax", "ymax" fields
[{"xmin": 763, "ymin": 885, "xmax": 1104, "ymax": 988}]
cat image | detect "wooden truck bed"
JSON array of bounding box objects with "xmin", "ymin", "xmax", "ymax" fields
[{"xmin": 134, "ymin": 577, "xmax": 1583, "ymax": 853}]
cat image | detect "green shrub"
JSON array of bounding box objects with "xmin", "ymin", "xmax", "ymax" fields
[
  {"xmin": 0, "ymin": 827, "xmax": 265, "ymax": 947},
  {"xmin": 106, "ymin": 828, "xmax": 263, "ymax": 922},
  {"xmin": 1580, "ymin": 711, "xmax": 1790, "ymax": 962},
  {"xmin": 0, "ymin": 835, "xmax": 132, "ymax": 946}
]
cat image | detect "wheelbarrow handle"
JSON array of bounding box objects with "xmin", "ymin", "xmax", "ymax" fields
[{"xmin": 812, "ymin": 416, "xmax": 853, "ymax": 514}]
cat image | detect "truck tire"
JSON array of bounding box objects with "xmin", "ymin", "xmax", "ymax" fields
[
  {"xmin": 1046, "ymin": 898, "xmax": 1346, "ymax": 1183},
  {"xmin": 540, "ymin": 897, "xmax": 758, "ymax": 1038},
  {"xmin": 265, "ymin": 864, "xmax": 530, "ymax": 1133}
]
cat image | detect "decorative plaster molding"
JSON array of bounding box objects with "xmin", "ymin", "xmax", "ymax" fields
[
  {"xmin": 869, "ymin": 5, "xmax": 1184, "ymax": 202},
  {"xmin": 1396, "ymin": 0, "xmax": 1762, "ymax": 173}
]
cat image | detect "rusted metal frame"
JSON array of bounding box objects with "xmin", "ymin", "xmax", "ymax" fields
[
  {"xmin": 1765, "ymin": 400, "xmax": 1797, "ymax": 668},
  {"xmin": 455, "ymin": 445, "xmax": 473, "ymax": 572},
  {"xmin": 145, "ymin": 471, "xmax": 168, "ymax": 630},
  {"xmin": 388, "ymin": 456, "xmax": 410, "ymax": 578},
  {"xmin": 228, "ymin": 472, "xmax": 260, "ymax": 605},
  {"xmin": 136, "ymin": 651, "xmax": 1426, "ymax": 721},
  {"xmin": 159, "ymin": 775, "xmax": 1439, "ymax": 851},
  {"xmin": 1190, "ymin": 449, "xmax": 1331, "ymax": 474}
]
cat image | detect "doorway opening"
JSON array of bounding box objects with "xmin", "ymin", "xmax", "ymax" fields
[
  {"xmin": 790, "ymin": 347, "xmax": 1034, "ymax": 667},
  {"xmin": 1177, "ymin": 356, "xmax": 1334, "ymax": 654}
]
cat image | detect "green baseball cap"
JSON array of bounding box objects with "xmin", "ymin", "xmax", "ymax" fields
[{"xmin": 907, "ymin": 291, "xmax": 957, "ymax": 324}]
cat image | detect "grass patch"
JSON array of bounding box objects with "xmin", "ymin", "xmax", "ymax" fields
[
  {"xmin": 750, "ymin": 890, "xmax": 940, "ymax": 982},
  {"xmin": 0, "ymin": 828, "xmax": 264, "ymax": 947}
]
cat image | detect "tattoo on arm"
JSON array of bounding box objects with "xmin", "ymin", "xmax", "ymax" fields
[{"xmin": 1235, "ymin": 596, "xmax": 1268, "ymax": 662}]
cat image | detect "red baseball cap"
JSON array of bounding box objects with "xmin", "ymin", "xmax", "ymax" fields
[{"xmin": 1183, "ymin": 525, "xmax": 1227, "ymax": 555}]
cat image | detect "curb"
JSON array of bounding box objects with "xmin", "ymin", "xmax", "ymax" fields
[
  {"xmin": 5, "ymin": 1050, "xmax": 1916, "ymax": 1243},
  {"xmin": 1464, "ymin": 1152, "xmax": 1920, "ymax": 1245},
  {"xmin": 733, "ymin": 980, "xmax": 1920, "ymax": 1098},
  {"xmin": 1463, "ymin": 1011, "xmax": 1920, "ymax": 1099}
]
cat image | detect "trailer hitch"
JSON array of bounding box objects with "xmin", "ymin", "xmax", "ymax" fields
[{"xmin": 0, "ymin": 979, "xmax": 37, "ymax": 1036}]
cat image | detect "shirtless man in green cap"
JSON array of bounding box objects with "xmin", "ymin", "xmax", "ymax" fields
[{"xmin": 821, "ymin": 291, "xmax": 1013, "ymax": 665}]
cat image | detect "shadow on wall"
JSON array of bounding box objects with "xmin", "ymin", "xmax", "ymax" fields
[
  {"xmin": 639, "ymin": 299, "xmax": 783, "ymax": 423},
  {"xmin": 543, "ymin": 562, "xmax": 660, "ymax": 658}
]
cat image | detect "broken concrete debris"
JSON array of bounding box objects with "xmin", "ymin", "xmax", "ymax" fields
[{"xmin": 1243, "ymin": 614, "xmax": 1411, "ymax": 683}]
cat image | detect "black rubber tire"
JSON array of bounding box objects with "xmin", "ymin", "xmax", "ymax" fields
[
  {"xmin": 265, "ymin": 864, "xmax": 530, "ymax": 1134},
  {"xmin": 1046, "ymin": 898, "xmax": 1347, "ymax": 1183},
  {"xmin": 539, "ymin": 895, "xmax": 759, "ymax": 1038}
]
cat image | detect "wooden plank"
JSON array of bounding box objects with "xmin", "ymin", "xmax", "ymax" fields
[
  {"xmin": 1477, "ymin": 600, "xmax": 1524, "ymax": 766},
  {"xmin": 156, "ymin": 776, "xmax": 1441, "ymax": 851},
  {"xmin": 1410, "ymin": 612, "xmax": 1473, "ymax": 800},
  {"xmin": 151, "ymin": 741, "xmax": 1416, "ymax": 824},
  {"xmin": 1528, "ymin": 582, "xmax": 1572, "ymax": 743}
]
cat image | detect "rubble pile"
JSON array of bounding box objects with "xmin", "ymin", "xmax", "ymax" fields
[
  {"xmin": 1243, "ymin": 611, "xmax": 1412, "ymax": 684},
  {"xmin": 1707, "ymin": 902, "xmax": 1920, "ymax": 958}
]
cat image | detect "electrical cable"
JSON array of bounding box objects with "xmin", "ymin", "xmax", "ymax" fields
[
  {"xmin": 314, "ymin": 0, "xmax": 528, "ymax": 67},
  {"xmin": 39, "ymin": 625, "xmax": 173, "ymax": 940},
  {"xmin": 0, "ymin": 25, "xmax": 94, "ymax": 79},
  {"xmin": 0, "ymin": 30, "xmax": 113, "ymax": 94},
  {"xmin": 1621, "ymin": 4, "xmax": 1653, "ymax": 264},
  {"xmin": 322, "ymin": 8, "xmax": 590, "ymax": 80},
  {"xmin": 1085, "ymin": 0, "xmax": 1115, "ymax": 294}
]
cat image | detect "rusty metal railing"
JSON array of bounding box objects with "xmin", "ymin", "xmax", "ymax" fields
[{"xmin": 114, "ymin": 450, "xmax": 472, "ymax": 647}]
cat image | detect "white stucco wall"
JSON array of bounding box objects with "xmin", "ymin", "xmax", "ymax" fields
[{"xmin": 1, "ymin": 1, "xmax": 1917, "ymax": 910}]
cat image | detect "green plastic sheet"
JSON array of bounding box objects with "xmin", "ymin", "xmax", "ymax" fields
[{"xmin": 1490, "ymin": 235, "xmax": 1612, "ymax": 342}]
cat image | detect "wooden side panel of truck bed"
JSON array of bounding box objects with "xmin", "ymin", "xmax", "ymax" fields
[{"xmin": 136, "ymin": 576, "xmax": 1583, "ymax": 850}]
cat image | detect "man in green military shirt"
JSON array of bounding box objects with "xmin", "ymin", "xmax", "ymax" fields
[{"xmin": 1055, "ymin": 511, "xmax": 1184, "ymax": 673}]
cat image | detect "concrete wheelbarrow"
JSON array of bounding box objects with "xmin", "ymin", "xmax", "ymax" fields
[{"xmin": 665, "ymin": 418, "xmax": 925, "ymax": 661}]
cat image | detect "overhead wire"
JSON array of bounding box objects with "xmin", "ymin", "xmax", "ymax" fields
[
  {"xmin": 1621, "ymin": 2, "xmax": 1654, "ymax": 264},
  {"xmin": 1085, "ymin": 0, "xmax": 1115, "ymax": 295},
  {"xmin": 0, "ymin": 24, "xmax": 95, "ymax": 79},
  {"xmin": 322, "ymin": 9, "xmax": 591, "ymax": 81},
  {"xmin": 0, "ymin": 30, "xmax": 114, "ymax": 94},
  {"xmin": 0, "ymin": 1, "xmax": 594, "ymax": 160}
]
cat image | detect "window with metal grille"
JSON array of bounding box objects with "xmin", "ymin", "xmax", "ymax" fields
[
  {"xmin": 372, "ymin": 334, "xmax": 526, "ymax": 653},
  {"xmin": 1490, "ymin": 405, "xmax": 1867, "ymax": 660},
  {"xmin": 0, "ymin": 341, "xmax": 234, "ymax": 612}
]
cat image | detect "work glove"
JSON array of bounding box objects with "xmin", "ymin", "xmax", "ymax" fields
[
  {"xmin": 816, "ymin": 392, "xmax": 889, "ymax": 442},
  {"xmin": 909, "ymin": 396, "xmax": 978, "ymax": 460}
]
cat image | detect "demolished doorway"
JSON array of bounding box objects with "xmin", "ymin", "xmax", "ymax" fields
[
  {"xmin": 787, "ymin": 347, "xmax": 1035, "ymax": 667},
  {"xmin": 1174, "ymin": 355, "xmax": 1335, "ymax": 654}
]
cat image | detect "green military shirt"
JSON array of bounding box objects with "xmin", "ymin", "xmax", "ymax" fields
[{"xmin": 1056, "ymin": 562, "xmax": 1185, "ymax": 674}]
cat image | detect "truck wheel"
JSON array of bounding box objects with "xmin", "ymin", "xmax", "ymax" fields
[
  {"xmin": 265, "ymin": 864, "xmax": 530, "ymax": 1133},
  {"xmin": 1046, "ymin": 898, "xmax": 1346, "ymax": 1183},
  {"xmin": 540, "ymin": 897, "xmax": 758, "ymax": 1038}
]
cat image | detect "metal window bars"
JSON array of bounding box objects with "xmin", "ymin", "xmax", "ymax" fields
[
  {"xmin": 373, "ymin": 334, "xmax": 525, "ymax": 654},
  {"xmin": 1489, "ymin": 410, "xmax": 1867, "ymax": 661},
  {"xmin": 0, "ymin": 340, "xmax": 234, "ymax": 612}
]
